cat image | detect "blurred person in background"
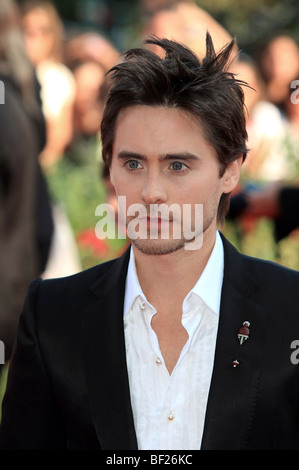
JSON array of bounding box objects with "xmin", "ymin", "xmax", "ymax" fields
[
  {"xmin": 64, "ymin": 32, "xmax": 120, "ymax": 143},
  {"xmin": 256, "ymin": 35, "xmax": 299, "ymax": 180},
  {"xmin": 230, "ymin": 55, "xmax": 288, "ymax": 183},
  {"xmin": 257, "ymin": 35, "xmax": 299, "ymax": 110},
  {"xmin": 0, "ymin": 0, "xmax": 53, "ymax": 377},
  {"xmin": 141, "ymin": 0, "xmax": 235, "ymax": 60},
  {"xmin": 64, "ymin": 31, "xmax": 120, "ymax": 78},
  {"xmin": 71, "ymin": 60, "xmax": 107, "ymax": 140},
  {"xmin": 21, "ymin": 0, "xmax": 76, "ymax": 169}
]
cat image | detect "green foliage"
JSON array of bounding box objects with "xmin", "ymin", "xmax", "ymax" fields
[{"xmin": 47, "ymin": 139, "xmax": 105, "ymax": 234}]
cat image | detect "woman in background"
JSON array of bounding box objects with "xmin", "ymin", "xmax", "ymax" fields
[{"xmin": 21, "ymin": 0, "xmax": 76, "ymax": 169}]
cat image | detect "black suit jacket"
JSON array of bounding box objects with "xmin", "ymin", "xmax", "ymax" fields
[{"xmin": 1, "ymin": 235, "xmax": 299, "ymax": 450}]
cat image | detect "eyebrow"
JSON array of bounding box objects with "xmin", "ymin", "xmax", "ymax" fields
[{"xmin": 117, "ymin": 150, "xmax": 200, "ymax": 162}]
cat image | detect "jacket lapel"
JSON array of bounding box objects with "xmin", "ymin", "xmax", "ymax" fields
[
  {"xmin": 81, "ymin": 247, "xmax": 138, "ymax": 450},
  {"xmin": 201, "ymin": 236, "xmax": 268, "ymax": 450}
]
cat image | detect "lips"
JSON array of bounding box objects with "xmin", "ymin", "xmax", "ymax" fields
[{"xmin": 146, "ymin": 216, "xmax": 172, "ymax": 223}]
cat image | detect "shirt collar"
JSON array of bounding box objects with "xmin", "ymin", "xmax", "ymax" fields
[
  {"xmin": 185, "ymin": 231, "xmax": 224, "ymax": 315},
  {"xmin": 124, "ymin": 246, "xmax": 145, "ymax": 316},
  {"xmin": 124, "ymin": 231, "xmax": 224, "ymax": 317}
]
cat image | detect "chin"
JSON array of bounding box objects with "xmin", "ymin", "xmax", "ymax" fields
[{"xmin": 131, "ymin": 238, "xmax": 186, "ymax": 256}]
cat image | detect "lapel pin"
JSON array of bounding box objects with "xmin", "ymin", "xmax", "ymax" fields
[
  {"xmin": 232, "ymin": 359, "xmax": 239, "ymax": 368},
  {"xmin": 238, "ymin": 321, "xmax": 250, "ymax": 345}
]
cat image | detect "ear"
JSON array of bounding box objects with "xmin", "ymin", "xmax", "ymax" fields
[{"xmin": 222, "ymin": 156, "xmax": 243, "ymax": 194}]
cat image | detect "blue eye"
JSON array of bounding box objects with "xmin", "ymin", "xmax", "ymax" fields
[
  {"xmin": 171, "ymin": 162, "xmax": 184, "ymax": 171},
  {"xmin": 127, "ymin": 160, "xmax": 140, "ymax": 169}
]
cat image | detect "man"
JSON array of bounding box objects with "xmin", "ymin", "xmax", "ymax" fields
[{"xmin": 1, "ymin": 33, "xmax": 299, "ymax": 451}]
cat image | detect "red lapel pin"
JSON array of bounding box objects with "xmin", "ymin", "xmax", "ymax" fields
[{"xmin": 238, "ymin": 321, "xmax": 250, "ymax": 345}]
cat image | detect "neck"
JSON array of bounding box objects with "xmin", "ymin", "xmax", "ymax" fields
[{"xmin": 133, "ymin": 229, "xmax": 218, "ymax": 307}]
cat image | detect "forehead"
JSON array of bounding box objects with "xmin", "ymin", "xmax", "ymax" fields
[
  {"xmin": 23, "ymin": 8, "xmax": 52, "ymax": 27},
  {"xmin": 112, "ymin": 105, "xmax": 216, "ymax": 159}
]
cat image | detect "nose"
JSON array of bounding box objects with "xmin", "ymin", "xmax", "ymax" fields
[{"xmin": 140, "ymin": 172, "xmax": 167, "ymax": 205}]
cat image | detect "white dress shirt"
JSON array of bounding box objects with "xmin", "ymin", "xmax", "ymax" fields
[{"xmin": 123, "ymin": 232, "xmax": 224, "ymax": 450}]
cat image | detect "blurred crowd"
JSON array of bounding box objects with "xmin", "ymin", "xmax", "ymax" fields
[{"xmin": 1, "ymin": 0, "xmax": 299, "ymax": 374}]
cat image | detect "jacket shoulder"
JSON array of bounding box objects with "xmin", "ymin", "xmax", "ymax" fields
[
  {"xmin": 222, "ymin": 233, "xmax": 299, "ymax": 284},
  {"xmin": 221, "ymin": 233, "xmax": 299, "ymax": 305},
  {"xmin": 240, "ymin": 252, "xmax": 299, "ymax": 312},
  {"xmin": 38, "ymin": 256, "xmax": 119, "ymax": 293},
  {"xmin": 242, "ymin": 252, "xmax": 299, "ymax": 284},
  {"xmin": 27, "ymin": 251, "xmax": 129, "ymax": 321}
]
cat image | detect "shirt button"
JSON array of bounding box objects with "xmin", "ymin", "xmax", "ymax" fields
[
  {"xmin": 168, "ymin": 412, "xmax": 174, "ymax": 421},
  {"xmin": 155, "ymin": 357, "xmax": 162, "ymax": 365}
]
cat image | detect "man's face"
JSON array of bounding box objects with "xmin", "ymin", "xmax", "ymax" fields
[{"xmin": 110, "ymin": 105, "xmax": 240, "ymax": 255}]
